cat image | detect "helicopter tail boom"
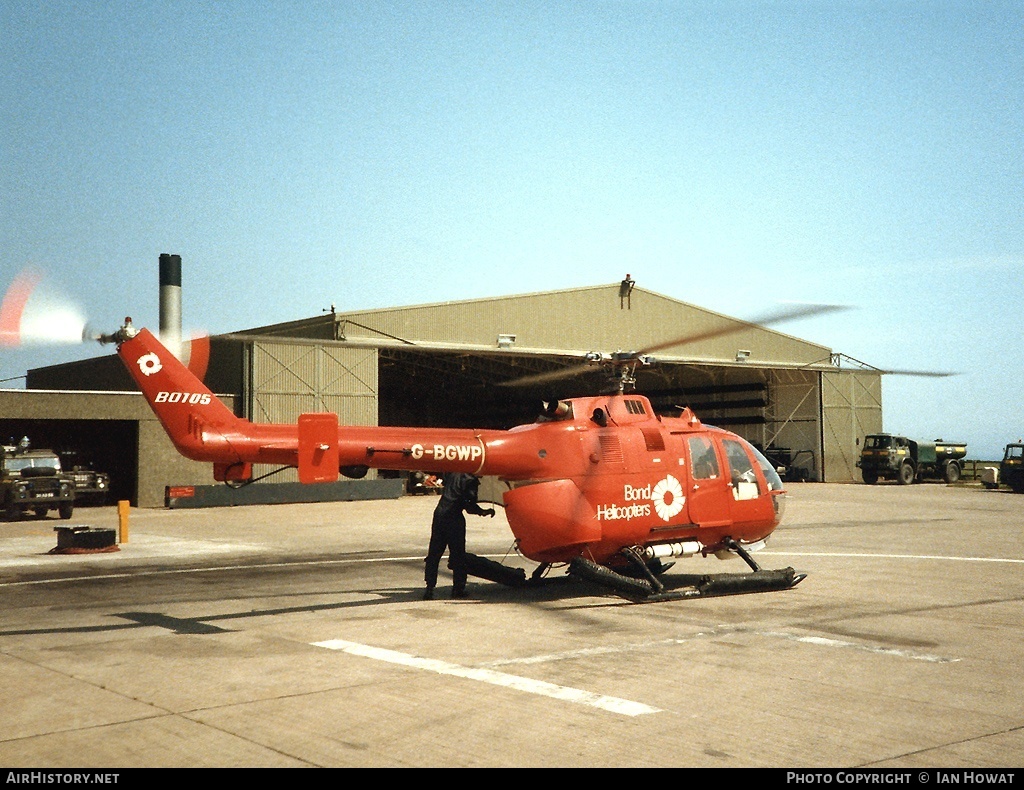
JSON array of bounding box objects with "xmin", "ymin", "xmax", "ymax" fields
[{"xmin": 112, "ymin": 323, "xmax": 549, "ymax": 484}]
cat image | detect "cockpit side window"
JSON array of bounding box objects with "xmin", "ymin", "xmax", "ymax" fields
[
  {"xmin": 723, "ymin": 438, "xmax": 762, "ymax": 499},
  {"xmin": 687, "ymin": 436, "xmax": 720, "ymax": 480},
  {"xmin": 723, "ymin": 440, "xmax": 757, "ymax": 483}
]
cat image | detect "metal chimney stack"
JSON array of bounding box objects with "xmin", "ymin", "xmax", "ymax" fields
[{"xmin": 159, "ymin": 253, "xmax": 182, "ymax": 360}]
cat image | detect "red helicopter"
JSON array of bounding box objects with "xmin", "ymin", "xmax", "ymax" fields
[{"xmin": 100, "ymin": 306, "xmax": 838, "ymax": 601}]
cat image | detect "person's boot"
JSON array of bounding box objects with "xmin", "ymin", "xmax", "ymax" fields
[
  {"xmin": 451, "ymin": 586, "xmax": 468, "ymax": 599},
  {"xmin": 422, "ymin": 586, "xmax": 434, "ymax": 600}
]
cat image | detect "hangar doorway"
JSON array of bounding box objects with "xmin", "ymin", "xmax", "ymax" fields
[
  {"xmin": 373, "ymin": 348, "xmax": 829, "ymax": 482},
  {"xmin": 0, "ymin": 419, "xmax": 138, "ymax": 504}
]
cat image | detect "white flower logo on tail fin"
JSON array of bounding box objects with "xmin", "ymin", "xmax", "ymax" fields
[{"xmin": 138, "ymin": 353, "xmax": 162, "ymax": 376}]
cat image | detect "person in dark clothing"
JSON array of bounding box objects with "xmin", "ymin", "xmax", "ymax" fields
[{"xmin": 423, "ymin": 472, "xmax": 495, "ymax": 599}]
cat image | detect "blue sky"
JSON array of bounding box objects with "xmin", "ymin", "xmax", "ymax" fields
[{"xmin": 2, "ymin": 1, "xmax": 1021, "ymax": 459}]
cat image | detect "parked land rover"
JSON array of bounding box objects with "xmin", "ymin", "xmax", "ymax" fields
[
  {"xmin": 1, "ymin": 439, "xmax": 75, "ymax": 520},
  {"xmin": 59, "ymin": 450, "xmax": 112, "ymax": 505}
]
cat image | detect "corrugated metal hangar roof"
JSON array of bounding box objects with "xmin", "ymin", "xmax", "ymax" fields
[{"xmin": 237, "ymin": 283, "xmax": 837, "ymax": 371}]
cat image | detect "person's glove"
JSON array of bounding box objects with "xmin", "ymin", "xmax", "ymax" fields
[{"xmin": 486, "ymin": 508, "xmax": 496, "ymax": 518}]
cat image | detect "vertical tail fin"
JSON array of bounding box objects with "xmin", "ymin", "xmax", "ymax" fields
[{"xmin": 115, "ymin": 326, "xmax": 250, "ymax": 465}]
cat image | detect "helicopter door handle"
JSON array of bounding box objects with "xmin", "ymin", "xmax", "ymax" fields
[{"xmin": 692, "ymin": 484, "xmax": 700, "ymax": 491}]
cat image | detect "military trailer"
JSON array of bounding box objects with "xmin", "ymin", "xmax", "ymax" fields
[
  {"xmin": 1, "ymin": 440, "xmax": 75, "ymax": 520},
  {"xmin": 857, "ymin": 434, "xmax": 967, "ymax": 485}
]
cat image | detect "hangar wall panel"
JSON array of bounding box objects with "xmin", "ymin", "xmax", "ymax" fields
[
  {"xmin": 821, "ymin": 370, "xmax": 883, "ymax": 482},
  {"xmin": 248, "ymin": 341, "xmax": 379, "ymax": 482},
  {"xmin": 137, "ymin": 420, "xmax": 215, "ymax": 507}
]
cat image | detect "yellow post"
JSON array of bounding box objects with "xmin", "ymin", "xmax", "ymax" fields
[{"xmin": 117, "ymin": 500, "xmax": 130, "ymax": 544}]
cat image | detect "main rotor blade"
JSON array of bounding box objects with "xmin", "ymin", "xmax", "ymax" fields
[
  {"xmin": 876, "ymin": 368, "xmax": 957, "ymax": 378},
  {"xmin": 637, "ymin": 302, "xmax": 849, "ymax": 354},
  {"xmin": 498, "ymin": 302, "xmax": 850, "ymax": 388},
  {"xmin": 497, "ymin": 360, "xmax": 600, "ymax": 388}
]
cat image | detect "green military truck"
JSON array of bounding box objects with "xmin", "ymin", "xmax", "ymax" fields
[
  {"xmin": 1000, "ymin": 443, "xmax": 1024, "ymax": 492},
  {"xmin": 984, "ymin": 442, "xmax": 1024, "ymax": 493},
  {"xmin": 857, "ymin": 434, "xmax": 967, "ymax": 485},
  {"xmin": 2, "ymin": 440, "xmax": 75, "ymax": 520}
]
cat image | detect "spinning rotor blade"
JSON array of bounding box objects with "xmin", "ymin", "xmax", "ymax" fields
[
  {"xmin": 1, "ymin": 268, "xmax": 90, "ymax": 347},
  {"xmin": 497, "ymin": 359, "xmax": 602, "ymax": 389},
  {"xmin": 0, "ymin": 270, "xmax": 42, "ymax": 346},
  {"xmin": 499, "ymin": 302, "xmax": 849, "ymax": 388},
  {"xmin": 635, "ymin": 302, "xmax": 848, "ymax": 355},
  {"xmin": 171, "ymin": 332, "xmax": 212, "ymax": 382},
  {"xmin": 875, "ymin": 368, "xmax": 956, "ymax": 378}
]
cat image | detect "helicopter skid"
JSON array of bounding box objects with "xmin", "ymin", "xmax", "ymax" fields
[
  {"xmin": 568, "ymin": 555, "xmax": 805, "ymax": 602},
  {"xmin": 642, "ymin": 568, "xmax": 806, "ymax": 601}
]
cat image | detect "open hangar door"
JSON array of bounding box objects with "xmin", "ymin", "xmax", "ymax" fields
[
  {"xmin": 0, "ymin": 418, "xmax": 139, "ymax": 504},
  {"xmin": 377, "ymin": 347, "xmax": 594, "ymax": 430},
  {"xmin": 820, "ymin": 369, "xmax": 883, "ymax": 482},
  {"xmin": 373, "ymin": 348, "xmax": 829, "ymax": 483}
]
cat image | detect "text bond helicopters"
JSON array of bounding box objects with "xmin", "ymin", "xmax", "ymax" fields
[{"xmin": 100, "ymin": 306, "xmax": 843, "ymax": 602}]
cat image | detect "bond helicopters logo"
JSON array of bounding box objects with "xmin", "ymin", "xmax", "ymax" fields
[{"xmin": 598, "ymin": 475, "xmax": 685, "ymax": 523}]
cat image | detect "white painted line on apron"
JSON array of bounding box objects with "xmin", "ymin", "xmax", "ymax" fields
[
  {"xmin": 755, "ymin": 631, "xmax": 959, "ymax": 663},
  {"xmin": 312, "ymin": 638, "xmax": 662, "ymax": 717},
  {"xmin": 762, "ymin": 551, "xmax": 1024, "ymax": 564},
  {"xmin": 484, "ymin": 630, "xmax": 958, "ymax": 666}
]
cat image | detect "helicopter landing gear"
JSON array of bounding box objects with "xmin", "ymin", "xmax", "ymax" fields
[
  {"xmin": 531, "ymin": 563, "xmax": 551, "ymax": 582},
  {"xmin": 619, "ymin": 546, "xmax": 666, "ymax": 594},
  {"xmin": 568, "ymin": 555, "xmax": 654, "ymax": 598},
  {"xmin": 567, "ymin": 540, "xmax": 806, "ymax": 602},
  {"xmin": 723, "ymin": 537, "xmax": 764, "ymax": 571}
]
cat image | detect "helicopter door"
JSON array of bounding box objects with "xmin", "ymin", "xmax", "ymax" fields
[{"xmin": 684, "ymin": 435, "xmax": 732, "ymax": 527}]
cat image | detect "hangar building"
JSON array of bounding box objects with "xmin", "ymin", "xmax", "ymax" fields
[{"xmin": 4, "ymin": 281, "xmax": 883, "ymax": 507}]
